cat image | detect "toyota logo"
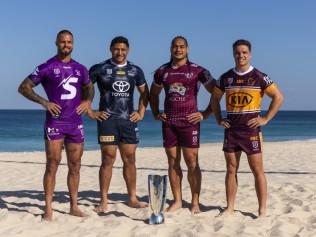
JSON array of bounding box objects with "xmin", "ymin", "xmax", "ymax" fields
[{"xmin": 112, "ymin": 81, "xmax": 130, "ymax": 92}]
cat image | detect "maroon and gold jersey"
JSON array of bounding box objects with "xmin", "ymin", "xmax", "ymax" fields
[
  {"xmin": 154, "ymin": 61, "xmax": 214, "ymax": 124},
  {"xmin": 214, "ymin": 66, "xmax": 277, "ymax": 129}
]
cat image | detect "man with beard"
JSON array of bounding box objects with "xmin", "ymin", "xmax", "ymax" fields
[{"xmin": 18, "ymin": 30, "xmax": 94, "ymax": 221}]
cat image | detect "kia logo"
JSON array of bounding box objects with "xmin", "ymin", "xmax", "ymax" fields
[{"xmin": 112, "ymin": 81, "xmax": 130, "ymax": 92}]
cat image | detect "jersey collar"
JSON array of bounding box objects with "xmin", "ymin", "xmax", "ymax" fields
[
  {"xmin": 233, "ymin": 65, "xmax": 254, "ymax": 76},
  {"xmin": 110, "ymin": 59, "xmax": 127, "ymax": 68}
]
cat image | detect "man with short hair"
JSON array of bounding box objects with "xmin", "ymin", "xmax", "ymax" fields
[
  {"xmin": 211, "ymin": 39, "xmax": 284, "ymax": 217},
  {"xmin": 18, "ymin": 30, "xmax": 94, "ymax": 221},
  {"xmin": 88, "ymin": 36, "xmax": 149, "ymax": 212},
  {"xmin": 150, "ymin": 36, "xmax": 215, "ymax": 214}
]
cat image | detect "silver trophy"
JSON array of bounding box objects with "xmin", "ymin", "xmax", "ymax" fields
[{"xmin": 148, "ymin": 175, "xmax": 167, "ymax": 224}]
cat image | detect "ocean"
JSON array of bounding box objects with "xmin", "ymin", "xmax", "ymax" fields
[{"xmin": 0, "ymin": 110, "xmax": 315, "ymax": 152}]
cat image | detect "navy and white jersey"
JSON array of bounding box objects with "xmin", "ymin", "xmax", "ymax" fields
[{"xmin": 89, "ymin": 59, "xmax": 146, "ymax": 120}]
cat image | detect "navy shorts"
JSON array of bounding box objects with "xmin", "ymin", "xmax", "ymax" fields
[
  {"xmin": 223, "ymin": 128, "xmax": 263, "ymax": 155},
  {"xmin": 97, "ymin": 119, "xmax": 139, "ymax": 145}
]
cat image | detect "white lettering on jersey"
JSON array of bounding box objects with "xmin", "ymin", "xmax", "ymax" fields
[
  {"xmin": 263, "ymin": 75, "xmax": 273, "ymax": 86},
  {"xmin": 32, "ymin": 67, "xmax": 39, "ymax": 76},
  {"xmin": 59, "ymin": 76, "xmax": 78, "ymax": 100}
]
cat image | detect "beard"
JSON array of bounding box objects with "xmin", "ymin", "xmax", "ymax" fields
[{"xmin": 59, "ymin": 47, "xmax": 73, "ymax": 57}]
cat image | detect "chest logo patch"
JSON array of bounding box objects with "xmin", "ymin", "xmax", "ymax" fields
[
  {"xmin": 112, "ymin": 81, "xmax": 130, "ymax": 92},
  {"xmin": 168, "ymin": 83, "xmax": 186, "ymax": 96},
  {"xmin": 228, "ymin": 92, "xmax": 253, "ymax": 107}
]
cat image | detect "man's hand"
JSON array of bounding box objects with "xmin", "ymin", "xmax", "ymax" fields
[
  {"xmin": 154, "ymin": 112, "xmax": 167, "ymax": 122},
  {"xmin": 130, "ymin": 111, "xmax": 144, "ymax": 123},
  {"xmin": 247, "ymin": 116, "xmax": 268, "ymax": 128},
  {"xmin": 219, "ymin": 118, "xmax": 231, "ymax": 129},
  {"xmin": 87, "ymin": 110, "xmax": 110, "ymax": 121},
  {"xmin": 76, "ymin": 101, "xmax": 91, "ymax": 115},
  {"xmin": 42, "ymin": 101, "xmax": 62, "ymax": 116},
  {"xmin": 187, "ymin": 112, "xmax": 204, "ymax": 124}
]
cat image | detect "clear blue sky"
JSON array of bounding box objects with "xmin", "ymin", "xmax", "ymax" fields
[{"xmin": 1, "ymin": 0, "xmax": 315, "ymax": 110}]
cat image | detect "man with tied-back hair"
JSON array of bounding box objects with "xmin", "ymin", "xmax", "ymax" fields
[{"xmin": 150, "ymin": 36, "xmax": 215, "ymax": 214}]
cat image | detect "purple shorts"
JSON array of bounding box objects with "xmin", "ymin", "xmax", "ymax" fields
[
  {"xmin": 223, "ymin": 128, "xmax": 262, "ymax": 155},
  {"xmin": 162, "ymin": 122, "xmax": 200, "ymax": 148},
  {"xmin": 44, "ymin": 123, "xmax": 84, "ymax": 144}
]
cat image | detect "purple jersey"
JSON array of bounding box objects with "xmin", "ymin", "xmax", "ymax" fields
[
  {"xmin": 29, "ymin": 56, "xmax": 90, "ymax": 125},
  {"xmin": 154, "ymin": 61, "xmax": 214, "ymax": 124}
]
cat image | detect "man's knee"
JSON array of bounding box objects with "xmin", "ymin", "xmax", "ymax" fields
[
  {"xmin": 184, "ymin": 152, "xmax": 199, "ymax": 170},
  {"xmin": 101, "ymin": 153, "xmax": 116, "ymax": 168},
  {"xmin": 45, "ymin": 159, "xmax": 60, "ymax": 174},
  {"xmin": 68, "ymin": 160, "xmax": 81, "ymax": 174},
  {"xmin": 121, "ymin": 153, "xmax": 135, "ymax": 166},
  {"xmin": 168, "ymin": 155, "xmax": 181, "ymax": 169},
  {"xmin": 226, "ymin": 162, "xmax": 238, "ymax": 175}
]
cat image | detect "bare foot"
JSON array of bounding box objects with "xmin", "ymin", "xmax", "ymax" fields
[
  {"xmin": 258, "ymin": 209, "xmax": 267, "ymax": 218},
  {"xmin": 42, "ymin": 211, "xmax": 53, "ymax": 221},
  {"xmin": 127, "ymin": 200, "xmax": 148, "ymax": 208},
  {"xmin": 70, "ymin": 207, "xmax": 87, "ymax": 217},
  {"xmin": 93, "ymin": 203, "xmax": 108, "ymax": 213},
  {"xmin": 166, "ymin": 201, "xmax": 182, "ymax": 212},
  {"xmin": 190, "ymin": 204, "xmax": 201, "ymax": 214},
  {"xmin": 216, "ymin": 208, "xmax": 234, "ymax": 217}
]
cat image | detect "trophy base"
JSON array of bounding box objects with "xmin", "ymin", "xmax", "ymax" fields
[{"xmin": 149, "ymin": 213, "xmax": 165, "ymax": 224}]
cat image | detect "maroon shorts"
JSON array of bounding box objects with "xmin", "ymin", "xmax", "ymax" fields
[
  {"xmin": 44, "ymin": 123, "xmax": 84, "ymax": 144},
  {"xmin": 162, "ymin": 122, "xmax": 200, "ymax": 148},
  {"xmin": 223, "ymin": 128, "xmax": 263, "ymax": 155}
]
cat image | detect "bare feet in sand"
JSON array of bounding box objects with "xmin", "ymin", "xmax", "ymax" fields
[
  {"xmin": 127, "ymin": 200, "xmax": 148, "ymax": 208},
  {"xmin": 166, "ymin": 201, "xmax": 182, "ymax": 212},
  {"xmin": 93, "ymin": 202, "xmax": 108, "ymax": 213},
  {"xmin": 216, "ymin": 208, "xmax": 234, "ymax": 217},
  {"xmin": 42, "ymin": 209, "xmax": 53, "ymax": 221},
  {"xmin": 190, "ymin": 204, "xmax": 201, "ymax": 214},
  {"xmin": 258, "ymin": 209, "xmax": 267, "ymax": 218},
  {"xmin": 70, "ymin": 207, "xmax": 87, "ymax": 217}
]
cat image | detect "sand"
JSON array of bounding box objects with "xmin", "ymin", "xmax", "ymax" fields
[{"xmin": 0, "ymin": 140, "xmax": 316, "ymax": 237}]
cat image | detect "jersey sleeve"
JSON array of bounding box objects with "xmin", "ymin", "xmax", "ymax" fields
[
  {"xmin": 28, "ymin": 63, "xmax": 47, "ymax": 85},
  {"xmin": 261, "ymin": 73, "xmax": 277, "ymax": 93},
  {"xmin": 135, "ymin": 67, "xmax": 146, "ymax": 87},
  {"xmin": 153, "ymin": 68, "xmax": 163, "ymax": 87},
  {"xmin": 89, "ymin": 64, "xmax": 99, "ymax": 84},
  {"xmin": 81, "ymin": 66, "xmax": 91, "ymax": 86},
  {"xmin": 198, "ymin": 68, "xmax": 214, "ymax": 85},
  {"xmin": 213, "ymin": 76, "xmax": 225, "ymax": 96}
]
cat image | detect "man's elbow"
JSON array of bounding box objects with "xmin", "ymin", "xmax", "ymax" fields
[
  {"xmin": 18, "ymin": 83, "xmax": 26, "ymax": 95},
  {"xmin": 276, "ymin": 92, "xmax": 284, "ymax": 106}
]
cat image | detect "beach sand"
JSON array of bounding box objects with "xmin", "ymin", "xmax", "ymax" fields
[{"xmin": 0, "ymin": 140, "xmax": 315, "ymax": 237}]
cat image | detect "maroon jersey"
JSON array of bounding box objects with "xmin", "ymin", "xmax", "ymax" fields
[
  {"xmin": 214, "ymin": 66, "xmax": 277, "ymax": 129},
  {"xmin": 154, "ymin": 61, "xmax": 214, "ymax": 124}
]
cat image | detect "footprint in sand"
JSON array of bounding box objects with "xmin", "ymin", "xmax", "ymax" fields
[{"xmin": 214, "ymin": 219, "xmax": 224, "ymax": 232}]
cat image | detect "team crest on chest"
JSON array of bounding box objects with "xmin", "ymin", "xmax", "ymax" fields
[
  {"xmin": 54, "ymin": 68, "xmax": 60, "ymax": 75},
  {"xmin": 185, "ymin": 72, "xmax": 194, "ymax": 79},
  {"xmin": 128, "ymin": 67, "xmax": 137, "ymax": 76},
  {"xmin": 75, "ymin": 70, "xmax": 81, "ymax": 76},
  {"xmin": 169, "ymin": 82, "xmax": 186, "ymax": 96},
  {"xmin": 227, "ymin": 78, "xmax": 234, "ymax": 86}
]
